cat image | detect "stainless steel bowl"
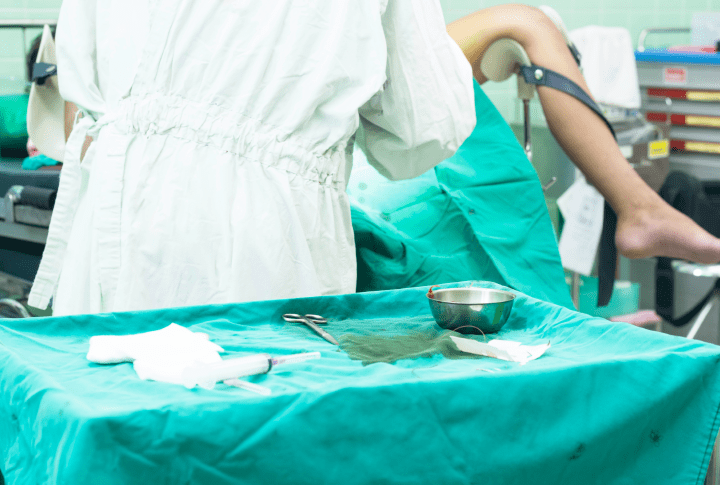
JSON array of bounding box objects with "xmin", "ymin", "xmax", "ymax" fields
[{"xmin": 427, "ymin": 287, "xmax": 516, "ymax": 335}]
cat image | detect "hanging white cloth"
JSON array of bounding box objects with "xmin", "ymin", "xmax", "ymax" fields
[{"xmin": 569, "ymin": 25, "xmax": 641, "ymax": 109}]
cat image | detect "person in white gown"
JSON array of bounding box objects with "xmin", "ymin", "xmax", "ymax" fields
[{"xmin": 28, "ymin": 0, "xmax": 476, "ymax": 315}]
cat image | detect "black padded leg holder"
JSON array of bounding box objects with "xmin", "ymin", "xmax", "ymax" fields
[{"xmin": 19, "ymin": 186, "xmax": 57, "ymax": 210}]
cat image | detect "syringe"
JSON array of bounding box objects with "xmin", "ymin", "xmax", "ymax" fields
[
  {"xmin": 224, "ymin": 378, "xmax": 273, "ymax": 396},
  {"xmin": 182, "ymin": 351, "xmax": 321, "ymax": 390},
  {"xmin": 272, "ymin": 351, "xmax": 321, "ymax": 366}
]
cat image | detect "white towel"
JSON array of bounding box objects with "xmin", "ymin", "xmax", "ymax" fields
[
  {"xmin": 692, "ymin": 12, "xmax": 720, "ymax": 46},
  {"xmin": 569, "ymin": 26, "xmax": 641, "ymax": 109},
  {"xmin": 87, "ymin": 323, "xmax": 225, "ymax": 385}
]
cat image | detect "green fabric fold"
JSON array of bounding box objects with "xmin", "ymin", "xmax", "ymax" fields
[{"xmin": 350, "ymin": 81, "xmax": 571, "ymax": 308}]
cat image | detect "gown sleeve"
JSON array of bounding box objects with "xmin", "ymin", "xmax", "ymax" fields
[{"xmin": 356, "ymin": 0, "xmax": 476, "ymax": 181}]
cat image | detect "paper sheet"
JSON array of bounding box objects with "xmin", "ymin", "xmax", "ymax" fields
[
  {"xmin": 557, "ymin": 178, "xmax": 605, "ymax": 275},
  {"xmin": 450, "ymin": 336, "xmax": 551, "ymax": 365}
]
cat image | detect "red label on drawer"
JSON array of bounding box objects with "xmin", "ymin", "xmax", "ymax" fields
[{"xmin": 664, "ymin": 67, "xmax": 687, "ymax": 84}]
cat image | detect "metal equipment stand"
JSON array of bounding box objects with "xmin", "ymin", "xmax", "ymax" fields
[{"xmin": 686, "ymin": 289, "xmax": 720, "ymax": 340}]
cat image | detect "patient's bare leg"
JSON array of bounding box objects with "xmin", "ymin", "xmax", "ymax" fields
[{"xmin": 447, "ymin": 4, "xmax": 720, "ymax": 264}]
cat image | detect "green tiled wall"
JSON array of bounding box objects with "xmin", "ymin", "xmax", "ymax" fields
[{"xmin": 0, "ymin": 1, "xmax": 716, "ymax": 107}]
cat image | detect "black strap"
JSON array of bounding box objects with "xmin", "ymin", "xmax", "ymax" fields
[
  {"xmin": 32, "ymin": 62, "xmax": 57, "ymax": 85},
  {"xmin": 568, "ymin": 43, "xmax": 582, "ymax": 67},
  {"xmin": 597, "ymin": 202, "xmax": 617, "ymax": 307},
  {"xmin": 519, "ymin": 65, "xmax": 616, "ymax": 140}
]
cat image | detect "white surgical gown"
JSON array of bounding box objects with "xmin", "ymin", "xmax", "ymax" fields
[{"xmin": 28, "ymin": 0, "xmax": 476, "ymax": 315}]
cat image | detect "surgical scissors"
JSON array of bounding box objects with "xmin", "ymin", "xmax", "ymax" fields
[{"xmin": 282, "ymin": 314, "xmax": 339, "ymax": 346}]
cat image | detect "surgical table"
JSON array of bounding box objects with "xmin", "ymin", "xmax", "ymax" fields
[{"xmin": 1, "ymin": 281, "xmax": 720, "ymax": 484}]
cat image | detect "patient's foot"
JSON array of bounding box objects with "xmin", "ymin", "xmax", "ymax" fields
[{"xmin": 615, "ymin": 193, "xmax": 720, "ymax": 264}]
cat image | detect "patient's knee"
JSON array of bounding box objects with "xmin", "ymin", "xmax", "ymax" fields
[{"xmin": 499, "ymin": 4, "xmax": 562, "ymax": 46}]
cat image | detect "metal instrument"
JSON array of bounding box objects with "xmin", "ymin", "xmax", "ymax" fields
[
  {"xmin": 427, "ymin": 287, "xmax": 516, "ymax": 335},
  {"xmin": 282, "ymin": 314, "xmax": 339, "ymax": 345}
]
